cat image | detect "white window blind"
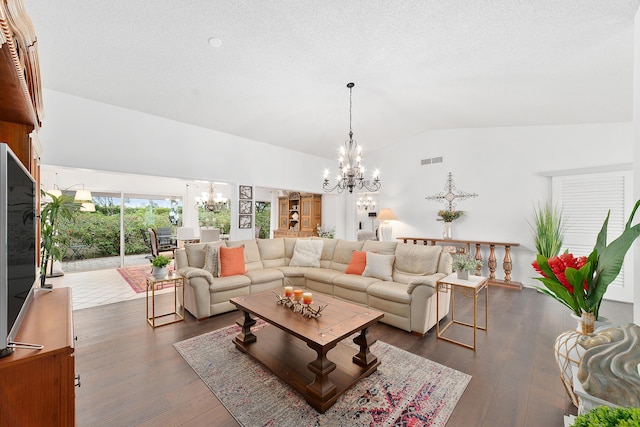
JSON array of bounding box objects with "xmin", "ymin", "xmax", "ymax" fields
[{"xmin": 552, "ymin": 171, "xmax": 633, "ymax": 302}]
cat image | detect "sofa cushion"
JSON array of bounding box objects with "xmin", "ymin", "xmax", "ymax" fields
[
  {"xmin": 362, "ymin": 240, "xmax": 397, "ymax": 255},
  {"xmin": 367, "ymin": 281, "xmax": 412, "ymax": 304},
  {"xmin": 330, "ymin": 240, "xmax": 364, "ymax": 272},
  {"xmin": 333, "ymin": 273, "xmax": 381, "ymax": 291},
  {"xmin": 284, "ymin": 237, "xmax": 300, "ymax": 263},
  {"xmin": 345, "ymin": 251, "xmax": 367, "ymax": 275},
  {"xmin": 228, "ymin": 239, "xmax": 263, "ymax": 271},
  {"xmin": 362, "ymin": 252, "xmax": 395, "ymax": 281},
  {"xmin": 304, "ymin": 267, "xmax": 342, "ymax": 283},
  {"xmin": 257, "ymin": 238, "xmax": 286, "ymax": 268},
  {"xmin": 244, "ymin": 268, "xmax": 284, "ymax": 285},
  {"xmin": 289, "ymin": 239, "xmax": 324, "ymax": 267},
  {"xmin": 274, "ymin": 266, "xmax": 311, "ymax": 277},
  {"xmin": 185, "ymin": 243, "xmax": 208, "ymax": 269},
  {"xmin": 209, "ymin": 275, "xmax": 251, "ymax": 292},
  {"xmin": 219, "ymin": 246, "xmax": 246, "ymax": 277},
  {"xmin": 312, "ymin": 237, "xmax": 339, "ymax": 268},
  {"xmin": 393, "ymin": 244, "xmax": 443, "ymax": 284},
  {"xmin": 203, "ymin": 241, "xmax": 226, "ymax": 277}
]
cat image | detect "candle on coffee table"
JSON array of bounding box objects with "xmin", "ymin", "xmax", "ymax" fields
[
  {"xmin": 293, "ymin": 289, "xmax": 303, "ymax": 301},
  {"xmin": 284, "ymin": 286, "xmax": 294, "ymax": 298},
  {"xmin": 302, "ymin": 292, "xmax": 313, "ymax": 305}
]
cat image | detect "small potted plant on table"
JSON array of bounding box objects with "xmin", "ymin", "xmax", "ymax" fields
[
  {"xmin": 151, "ymin": 254, "xmax": 172, "ymax": 279},
  {"xmin": 452, "ymin": 253, "xmax": 482, "ymax": 280}
]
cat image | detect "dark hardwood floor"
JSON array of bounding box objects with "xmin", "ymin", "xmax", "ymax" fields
[{"xmin": 73, "ymin": 287, "xmax": 632, "ymax": 426}]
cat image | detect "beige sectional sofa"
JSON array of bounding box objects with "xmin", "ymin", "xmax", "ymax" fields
[{"xmin": 175, "ymin": 237, "xmax": 452, "ymax": 335}]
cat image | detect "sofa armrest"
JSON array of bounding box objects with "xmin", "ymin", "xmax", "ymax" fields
[
  {"xmin": 407, "ymin": 273, "xmax": 446, "ymax": 294},
  {"xmin": 178, "ymin": 266, "xmax": 214, "ymax": 284}
]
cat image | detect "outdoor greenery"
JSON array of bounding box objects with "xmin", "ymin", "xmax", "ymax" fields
[
  {"xmin": 56, "ymin": 198, "xmax": 272, "ymax": 260},
  {"xmin": 57, "ymin": 199, "xmax": 178, "ymax": 260}
]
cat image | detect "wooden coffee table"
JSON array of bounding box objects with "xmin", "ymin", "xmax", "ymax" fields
[{"xmin": 230, "ymin": 291, "xmax": 384, "ymax": 413}]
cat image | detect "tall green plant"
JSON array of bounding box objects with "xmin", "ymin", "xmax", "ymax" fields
[
  {"xmin": 40, "ymin": 190, "xmax": 80, "ymax": 287},
  {"xmin": 531, "ymin": 202, "xmax": 564, "ymax": 258}
]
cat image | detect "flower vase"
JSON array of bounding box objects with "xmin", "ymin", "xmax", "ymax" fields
[
  {"xmin": 456, "ymin": 270, "xmax": 468, "ymax": 280},
  {"xmin": 442, "ymin": 222, "xmax": 453, "ymax": 240},
  {"xmin": 554, "ymin": 314, "xmax": 611, "ymax": 407}
]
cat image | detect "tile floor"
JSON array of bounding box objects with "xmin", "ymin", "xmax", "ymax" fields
[{"xmin": 47, "ymin": 254, "xmax": 174, "ymax": 311}]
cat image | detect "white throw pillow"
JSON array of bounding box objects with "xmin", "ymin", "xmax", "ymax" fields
[
  {"xmin": 204, "ymin": 242, "xmax": 225, "ymax": 277},
  {"xmin": 289, "ymin": 240, "xmax": 324, "ymax": 268},
  {"xmin": 362, "ymin": 252, "xmax": 395, "ymax": 281}
]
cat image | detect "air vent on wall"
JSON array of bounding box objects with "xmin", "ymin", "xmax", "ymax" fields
[{"xmin": 421, "ymin": 156, "xmax": 443, "ymax": 166}]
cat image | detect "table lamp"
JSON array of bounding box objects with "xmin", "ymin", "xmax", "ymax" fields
[{"xmin": 377, "ymin": 208, "xmax": 397, "ymax": 242}]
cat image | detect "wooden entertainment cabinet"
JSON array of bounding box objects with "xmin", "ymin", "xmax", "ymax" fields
[
  {"xmin": 274, "ymin": 192, "xmax": 322, "ymax": 238},
  {"xmin": 0, "ymin": 288, "xmax": 75, "ymax": 426}
]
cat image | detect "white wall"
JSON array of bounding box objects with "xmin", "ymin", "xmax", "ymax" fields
[
  {"xmin": 39, "ymin": 90, "xmax": 328, "ymax": 194},
  {"xmin": 368, "ymin": 122, "xmax": 634, "ymax": 287}
]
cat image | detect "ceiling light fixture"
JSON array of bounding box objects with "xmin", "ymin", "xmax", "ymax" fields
[
  {"xmin": 323, "ymin": 82, "xmax": 381, "ymax": 194},
  {"xmin": 198, "ymin": 183, "xmax": 229, "ymax": 212},
  {"xmin": 208, "ymin": 37, "xmax": 222, "ymax": 48},
  {"xmin": 357, "ymin": 193, "xmax": 376, "ymax": 211}
]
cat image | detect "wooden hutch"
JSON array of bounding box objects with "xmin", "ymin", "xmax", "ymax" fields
[
  {"xmin": 0, "ymin": 2, "xmax": 76, "ymax": 426},
  {"xmin": 274, "ymin": 192, "xmax": 322, "ymax": 238}
]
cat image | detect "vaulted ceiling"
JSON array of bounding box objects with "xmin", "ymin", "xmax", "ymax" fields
[{"xmin": 27, "ymin": 0, "xmax": 640, "ymax": 158}]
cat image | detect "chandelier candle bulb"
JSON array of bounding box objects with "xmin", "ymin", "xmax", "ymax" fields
[
  {"xmin": 293, "ymin": 289, "xmax": 303, "ymax": 301},
  {"xmin": 302, "ymin": 292, "xmax": 313, "ymax": 305},
  {"xmin": 284, "ymin": 286, "xmax": 293, "ymax": 298}
]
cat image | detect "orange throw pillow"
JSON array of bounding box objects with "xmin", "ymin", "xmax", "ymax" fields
[
  {"xmin": 219, "ymin": 246, "xmax": 246, "ymax": 277},
  {"xmin": 345, "ymin": 251, "xmax": 367, "ymax": 275}
]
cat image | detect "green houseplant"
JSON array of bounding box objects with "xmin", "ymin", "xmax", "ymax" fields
[
  {"xmin": 533, "ymin": 199, "xmax": 640, "ymax": 321},
  {"xmin": 40, "ymin": 190, "xmax": 80, "ymax": 288},
  {"xmin": 437, "ymin": 210, "xmax": 463, "ymax": 222},
  {"xmin": 571, "ymin": 406, "xmax": 640, "ymax": 427},
  {"xmin": 531, "ymin": 202, "xmax": 564, "ymax": 258},
  {"xmin": 151, "ymin": 254, "xmax": 172, "ymax": 279},
  {"xmin": 452, "ymin": 253, "xmax": 482, "ymax": 280}
]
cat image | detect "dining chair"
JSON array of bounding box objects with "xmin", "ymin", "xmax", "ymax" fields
[{"xmin": 200, "ymin": 228, "xmax": 220, "ymax": 243}]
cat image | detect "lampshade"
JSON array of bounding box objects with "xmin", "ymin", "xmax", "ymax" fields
[
  {"xmin": 74, "ymin": 189, "xmax": 93, "ymax": 202},
  {"xmin": 47, "ymin": 188, "xmax": 62, "ymax": 198},
  {"xmin": 377, "ymin": 208, "xmax": 397, "ymax": 222},
  {"xmin": 80, "ymin": 202, "xmax": 96, "ymax": 212}
]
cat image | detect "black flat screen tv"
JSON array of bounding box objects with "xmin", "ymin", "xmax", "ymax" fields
[{"xmin": 0, "ymin": 144, "xmax": 37, "ymax": 358}]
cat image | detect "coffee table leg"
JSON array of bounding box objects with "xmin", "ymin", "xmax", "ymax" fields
[
  {"xmin": 306, "ymin": 344, "xmax": 337, "ymax": 401},
  {"xmin": 352, "ymin": 327, "xmax": 378, "ymax": 368},
  {"xmin": 233, "ymin": 309, "xmax": 257, "ymax": 349}
]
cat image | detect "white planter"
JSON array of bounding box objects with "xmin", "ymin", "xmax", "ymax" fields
[{"xmin": 152, "ymin": 266, "xmax": 168, "ymax": 279}]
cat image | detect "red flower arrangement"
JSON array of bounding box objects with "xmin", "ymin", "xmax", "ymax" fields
[
  {"xmin": 532, "ymin": 199, "xmax": 640, "ymax": 320},
  {"xmin": 532, "ymin": 253, "xmax": 588, "ymax": 294}
]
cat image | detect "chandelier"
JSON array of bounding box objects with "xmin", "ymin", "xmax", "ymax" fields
[
  {"xmin": 198, "ymin": 183, "xmax": 229, "ymax": 212},
  {"xmin": 323, "ymin": 82, "xmax": 381, "ymax": 194},
  {"xmin": 357, "ymin": 193, "xmax": 376, "ymax": 210}
]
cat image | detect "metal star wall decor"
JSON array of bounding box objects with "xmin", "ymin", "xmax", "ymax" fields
[{"xmin": 425, "ymin": 172, "xmax": 478, "ymax": 211}]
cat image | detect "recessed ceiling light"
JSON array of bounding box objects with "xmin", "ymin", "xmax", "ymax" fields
[{"xmin": 208, "ymin": 38, "xmax": 222, "ymax": 48}]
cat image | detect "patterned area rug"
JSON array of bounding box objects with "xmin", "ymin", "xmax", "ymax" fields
[
  {"xmin": 116, "ymin": 263, "xmax": 175, "ymax": 293},
  {"xmin": 174, "ymin": 323, "xmax": 471, "ymax": 427}
]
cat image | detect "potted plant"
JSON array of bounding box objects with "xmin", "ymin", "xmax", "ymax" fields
[
  {"xmin": 570, "ymin": 405, "xmax": 640, "ymax": 426},
  {"xmin": 530, "ymin": 202, "xmax": 564, "ymax": 258},
  {"xmin": 452, "ymin": 253, "xmax": 482, "ymax": 280},
  {"xmin": 39, "ymin": 190, "xmax": 81, "ymax": 288},
  {"xmin": 151, "ymin": 254, "xmax": 172, "ymax": 279}
]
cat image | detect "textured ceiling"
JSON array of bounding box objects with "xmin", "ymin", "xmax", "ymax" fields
[{"xmin": 26, "ymin": 0, "xmax": 640, "ymax": 158}]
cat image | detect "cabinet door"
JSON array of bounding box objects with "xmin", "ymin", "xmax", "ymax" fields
[
  {"xmin": 300, "ymin": 196, "xmax": 312, "ymax": 230},
  {"xmin": 278, "ymin": 198, "xmax": 289, "ymax": 229}
]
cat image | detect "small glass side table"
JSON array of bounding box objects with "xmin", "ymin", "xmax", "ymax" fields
[
  {"xmin": 146, "ymin": 272, "xmax": 185, "ymax": 328},
  {"xmin": 436, "ymin": 273, "xmax": 488, "ymax": 351}
]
